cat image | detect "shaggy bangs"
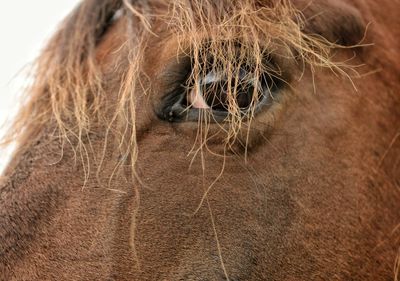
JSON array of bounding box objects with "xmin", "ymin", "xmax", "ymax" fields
[{"xmin": 1, "ymin": 0, "xmax": 354, "ymax": 177}]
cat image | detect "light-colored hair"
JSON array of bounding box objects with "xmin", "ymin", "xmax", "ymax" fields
[{"xmin": 1, "ymin": 0, "xmax": 354, "ymax": 179}]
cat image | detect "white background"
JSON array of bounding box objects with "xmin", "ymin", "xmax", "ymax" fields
[{"xmin": 0, "ymin": 1, "xmax": 81, "ymax": 173}]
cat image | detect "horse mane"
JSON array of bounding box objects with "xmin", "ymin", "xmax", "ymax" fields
[{"xmin": 1, "ymin": 0, "xmax": 357, "ymax": 178}]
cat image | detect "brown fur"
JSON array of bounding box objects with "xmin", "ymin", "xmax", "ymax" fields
[{"xmin": 1, "ymin": 0, "xmax": 399, "ymax": 280}]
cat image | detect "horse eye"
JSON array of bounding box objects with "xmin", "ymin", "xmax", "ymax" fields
[
  {"xmin": 184, "ymin": 68, "xmax": 277, "ymax": 113},
  {"xmin": 158, "ymin": 65, "xmax": 281, "ymax": 123}
]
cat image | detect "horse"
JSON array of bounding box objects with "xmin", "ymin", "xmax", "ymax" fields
[{"xmin": 1, "ymin": 0, "xmax": 399, "ymax": 280}]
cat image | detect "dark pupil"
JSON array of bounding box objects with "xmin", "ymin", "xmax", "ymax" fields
[{"xmin": 201, "ymin": 79, "xmax": 256, "ymax": 111}]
